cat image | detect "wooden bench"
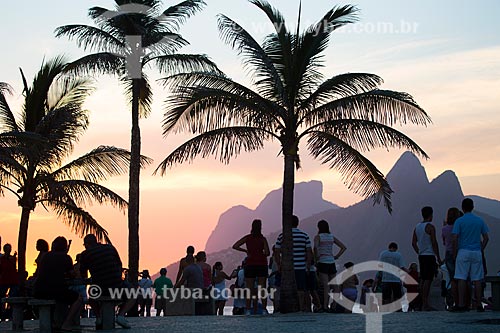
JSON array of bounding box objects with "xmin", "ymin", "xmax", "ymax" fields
[
  {"xmin": 486, "ymin": 276, "xmax": 500, "ymax": 311},
  {"xmin": 28, "ymin": 299, "xmax": 56, "ymax": 333},
  {"xmin": 1, "ymin": 297, "xmax": 32, "ymax": 331}
]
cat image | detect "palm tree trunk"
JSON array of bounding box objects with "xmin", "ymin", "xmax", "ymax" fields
[
  {"xmin": 279, "ymin": 153, "xmax": 299, "ymax": 313},
  {"xmin": 17, "ymin": 206, "xmax": 31, "ymax": 289},
  {"xmin": 128, "ymin": 78, "xmax": 141, "ymax": 286}
]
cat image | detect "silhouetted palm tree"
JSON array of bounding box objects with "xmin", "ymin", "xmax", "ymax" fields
[
  {"xmin": 0, "ymin": 56, "xmax": 147, "ymax": 278},
  {"xmin": 157, "ymin": 1, "xmax": 431, "ymax": 312},
  {"xmin": 55, "ymin": 0, "xmax": 217, "ymax": 281}
]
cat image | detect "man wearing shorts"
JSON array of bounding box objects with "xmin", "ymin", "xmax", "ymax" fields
[
  {"xmin": 379, "ymin": 242, "xmax": 407, "ymax": 309},
  {"xmin": 412, "ymin": 206, "xmax": 442, "ymax": 311},
  {"xmin": 275, "ymin": 215, "xmax": 313, "ymax": 311},
  {"xmin": 452, "ymin": 198, "xmax": 489, "ymax": 312}
]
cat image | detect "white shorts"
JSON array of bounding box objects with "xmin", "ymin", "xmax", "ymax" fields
[{"xmin": 454, "ymin": 249, "xmax": 484, "ymax": 281}]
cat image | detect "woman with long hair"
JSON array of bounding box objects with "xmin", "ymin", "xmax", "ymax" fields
[
  {"xmin": 34, "ymin": 237, "xmax": 82, "ymax": 331},
  {"xmin": 232, "ymin": 219, "xmax": 270, "ymax": 315},
  {"xmin": 212, "ymin": 261, "xmax": 236, "ymax": 315},
  {"xmin": 195, "ymin": 251, "xmax": 212, "ymax": 291},
  {"xmin": 33, "ymin": 239, "xmax": 49, "ymax": 278},
  {"xmin": 442, "ymin": 207, "xmax": 463, "ymax": 308},
  {"xmin": 314, "ymin": 219, "xmax": 347, "ymax": 312}
]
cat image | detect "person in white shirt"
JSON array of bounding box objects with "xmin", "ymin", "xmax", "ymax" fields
[
  {"xmin": 412, "ymin": 206, "xmax": 442, "ymax": 311},
  {"xmin": 138, "ymin": 269, "xmax": 154, "ymax": 317},
  {"xmin": 379, "ymin": 242, "xmax": 407, "ymax": 308}
]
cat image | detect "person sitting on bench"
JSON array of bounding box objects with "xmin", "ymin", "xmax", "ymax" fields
[
  {"xmin": 80, "ymin": 234, "xmax": 135, "ymax": 329},
  {"xmin": 34, "ymin": 236, "xmax": 82, "ymax": 331}
]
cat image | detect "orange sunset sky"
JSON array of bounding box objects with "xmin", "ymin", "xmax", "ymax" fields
[{"xmin": 1, "ymin": 0, "xmax": 499, "ymax": 277}]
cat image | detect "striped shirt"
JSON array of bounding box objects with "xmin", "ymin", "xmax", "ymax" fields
[
  {"xmin": 316, "ymin": 233, "xmax": 335, "ymax": 264},
  {"xmin": 275, "ymin": 228, "xmax": 312, "ymax": 270},
  {"xmin": 80, "ymin": 244, "xmax": 123, "ymax": 289}
]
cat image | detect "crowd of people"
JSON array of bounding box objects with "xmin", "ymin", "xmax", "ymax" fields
[{"xmin": 0, "ymin": 197, "xmax": 493, "ymax": 329}]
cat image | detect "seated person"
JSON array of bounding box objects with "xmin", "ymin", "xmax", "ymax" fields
[
  {"xmin": 34, "ymin": 236, "xmax": 82, "ymax": 331},
  {"xmin": 80, "ymin": 234, "xmax": 135, "ymax": 329}
]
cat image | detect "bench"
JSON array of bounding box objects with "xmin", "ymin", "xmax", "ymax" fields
[
  {"xmin": 94, "ymin": 296, "xmax": 122, "ymax": 330},
  {"xmin": 195, "ymin": 296, "xmax": 215, "ymax": 315},
  {"xmin": 163, "ymin": 297, "xmax": 195, "ymax": 316},
  {"xmin": 486, "ymin": 276, "xmax": 500, "ymax": 311},
  {"xmin": 163, "ymin": 295, "xmax": 214, "ymax": 316},
  {"xmin": 28, "ymin": 299, "xmax": 56, "ymax": 333},
  {"xmin": 1, "ymin": 297, "xmax": 32, "ymax": 331}
]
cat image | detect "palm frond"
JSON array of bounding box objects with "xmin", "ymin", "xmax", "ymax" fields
[
  {"xmin": 307, "ymin": 131, "xmax": 393, "ymax": 212},
  {"xmin": 217, "ymin": 14, "xmax": 284, "ymax": 101},
  {"xmin": 0, "ymin": 82, "xmax": 13, "ymax": 94},
  {"xmin": 299, "ymin": 73, "xmax": 383, "ymax": 113},
  {"xmin": 303, "ymin": 89, "xmax": 431, "ymax": 127},
  {"xmin": 45, "ymin": 199, "xmax": 111, "ymax": 243},
  {"xmin": 305, "ymin": 119, "xmax": 428, "ymax": 158},
  {"xmin": 19, "ymin": 68, "xmax": 29, "ymax": 96},
  {"xmin": 0, "ymin": 82, "xmax": 19, "ymax": 132},
  {"xmin": 142, "ymin": 31, "xmax": 188, "ymax": 53},
  {"xmin": 292, "ymin": 5, "xmax": 359, "ymax": 102},
  {"xmin": 87, "ymin": 6, "xmax": 131, "ymax": 38},
  {"xmin": 121, "ymin": 75, "xmax": 153, "ymax": 118},
  {"xmin": 112, "ymin": 1, "xmax": 163, "ymax": 14},
  {"xmin": 162, "ymin": 73, "xmax": 283, "ymax": 135},
  {"xmin": 48, "ymin": 76, "xmax": 95, "ymax": 112},
  {"xmin": 146, "ymin": 54, "xmax": 219, "ymax": 74},
  {"xmin": 55, "ymin": 25, "xmax": 126, "ymax": 54},
  {"xmin": 63, "ymin": 53, "xmax": 125, "ymax": 77},
  {"xmin": 0, "ymin": 147, "xmax": 27, "ymax": 181},
  {"xmin": 249, "ymin": 0, "xmax": 293, "ymax": 101},
  {"xmin": 42, "ymin": 179, "xmax": 127, "ymax": 212},
  {"xmin": 22, "ymin": 56, "xmax": 68, "ymax": 132},
  {"xmin": 160, "ymin": 0, "xmax": 206, "ymax": 31},
  {"xmin": 34, "ymin": 106, "xmax": 89, "ymax": 167},
  {"xmin": 0, "ymin": 132, "xmax": 48, "ymax": 150},
  {"xmin": 52, "ymin": 146, "xmax": 151, "ymax": 183},
  {"xmin": 155, "ymin": 126, "xmax": 272, "ymax": 175},
  {"xmin": 250, "ymin": 0, "xmax": 287, "ymax": 37}
]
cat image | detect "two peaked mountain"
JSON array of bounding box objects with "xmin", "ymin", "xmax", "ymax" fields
[
  {"xmin": 163, "ymin": 152, "xmax": 500, "ymax": 279},
  {"xmin": 205, "ymin": 180, "xmax": 339, "ymax": 253}
]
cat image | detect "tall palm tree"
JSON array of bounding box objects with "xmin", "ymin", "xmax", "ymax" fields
[
  {"xmin": 156, "ymin": 1, "xmax": 431, "ymax": 312},
  {"xmin": 0, "ymin": 56, "xmax": 147, "ymax": 278},
  {"xmin": 55, "ymin": 0, "xmax": 218, "ymax": 282}
]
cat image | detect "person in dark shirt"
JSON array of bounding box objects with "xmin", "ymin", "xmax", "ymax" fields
[
  {"xmin": 80, "ymin": 236, "xmax": 122, "ymax": 290},
  {"xmin": 174, "ymin": 255, "xmax": 203, "ymax": 289},
  {"xmin": 33, "ymin": 239, "xmax": 49, "ymax": 278},
  {"xmin": 34, "ymin": 236, "xmax": 81, "ymax": 331},
  {"xmin": 80, "ymin": 234, "xmax": 134, "ymax": 329},
  {"xmin": 0, "ymin": 242, "xmax": 19, "ymax": 320}
]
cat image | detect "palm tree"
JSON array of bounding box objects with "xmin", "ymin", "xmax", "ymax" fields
[
  {"xmin": 156, "ymin": 1, "xmax": 431, "ymax": 312},
  {"xmin": 55, "ymin": 0, "xmax": 218, "ymax": 282},
  {"xmin": 0, "ymin": 56, "xmax": 147, "ymax": 279}
]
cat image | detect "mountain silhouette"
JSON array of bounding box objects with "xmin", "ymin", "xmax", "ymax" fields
[
  {"xmin": 161, "ymin": 152, "xmax": 500, "ymax": 280},
  {"xmin": 204, "ymin": 180, "xmax": 338, "ymax": 253},
  {"xmin": 469, "ymin": 195, "xmax": 500, "ymax": 219}
]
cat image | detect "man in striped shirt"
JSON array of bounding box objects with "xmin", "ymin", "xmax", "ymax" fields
[
  {"xmin": 80, "ymin": 234, "xmax": 135, "ymax": 328},
  {"xmin": 274, "ymin": 215, "xmax": 313, "ymax": 311}
]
